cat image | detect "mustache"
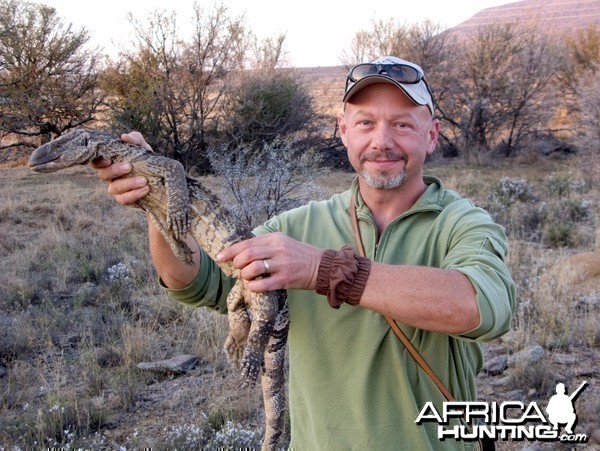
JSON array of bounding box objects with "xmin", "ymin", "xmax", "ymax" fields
[{"xmin": 360, "ymin": 150, "xmax": 406, "ymax": 163}]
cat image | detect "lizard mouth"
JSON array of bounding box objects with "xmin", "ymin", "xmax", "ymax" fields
[{"xmin": 28, "ymin": 153, "xmax": 62, "ymax": 172}]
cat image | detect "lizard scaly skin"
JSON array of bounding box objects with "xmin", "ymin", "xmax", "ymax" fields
[{"xmin": 29, "ymin": 129, "xmax": 289, "ymax": 450}]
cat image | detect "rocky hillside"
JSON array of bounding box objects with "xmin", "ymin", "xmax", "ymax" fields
[{"xmin": 452, "ymin": 0, "xmax": 600, "ymax": 34}]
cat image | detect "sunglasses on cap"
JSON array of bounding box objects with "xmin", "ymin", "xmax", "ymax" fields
[
  {"xmin": 347, "ymin": 63, "xmax": 425, "ymax": 86},
  {"xmin": 344, "ymin": 62, "xmax": 435, "ymax": 111}
]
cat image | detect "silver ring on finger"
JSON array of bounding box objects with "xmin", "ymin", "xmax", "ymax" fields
[{"xmin": 262, "ymin": 259, "xmax": 271, "ymax": 277}]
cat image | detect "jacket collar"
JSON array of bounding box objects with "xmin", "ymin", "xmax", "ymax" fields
[{"xmin": 350, "ymin": 175, "xmax": 446, "ymax": 218}]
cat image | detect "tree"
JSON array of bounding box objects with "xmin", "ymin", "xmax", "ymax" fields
[
  {"xmin": 0, "ymin": 0, "xmax": 102, "ymax": 148},
  {"xmin": 576, "ymin": 72, "xmax": 600, "ymax": 184},
  {"xmin": 342, "ymin": 18, "xmax": 411, "ymax": 64},
  {"xmin": 439, "ymin": 23, "xmax": 560, "ymax": 160},
  {"xmin": 101, "ymin": 4, "xmax": 247, "ymax": 170},
  {"xmin": 100, "ymin": 48, "xmax": 166, "ymax": 146},
  {"xmin": 344, "ymin": 19, "xmax": 567, "ymax": 161},
  {"xmin": 219, "ymin": 66, "xmax": 316, "ymax": 149},
  {"xmin": 103, "ymin": 3, "xmax": 322, "ymax": 172},
  {"xmin": 558, "ymin": 24, "xmax": 600, "ymax": 110},
  {"xmin": 341, "ymin": 18, "xmax": 451, "ymax": 72},
  {"xmin": 567, "ymin": 26, "xmax": 600, "ymax": 184}
]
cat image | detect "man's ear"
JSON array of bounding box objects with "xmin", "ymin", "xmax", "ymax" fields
[
  {"xmin": 337, "ymin": 113, "xmax": 348, "ymax": 147},
  {"xmin": 426, "ymin": 119, "xmax": 440, "ymax": 156}
]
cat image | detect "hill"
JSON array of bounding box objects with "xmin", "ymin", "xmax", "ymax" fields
[{"xmin": 452, "ymin": 0, "xmax": 600, "ymax": 34}]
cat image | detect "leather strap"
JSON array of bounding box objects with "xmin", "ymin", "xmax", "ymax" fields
[{"xmin": 349, "ymin": 195, "xmax": 455, "ymax": 402}]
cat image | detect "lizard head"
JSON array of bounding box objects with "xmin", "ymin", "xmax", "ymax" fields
[{"xmin": 28, "ymin": 129, "xmax": 108, "ymax": 173}]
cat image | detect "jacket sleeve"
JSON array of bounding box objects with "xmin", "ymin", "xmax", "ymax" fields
[
  {"xmin": 161, "ymin": 247, "xmax": 235, "ymax": 313},
  {"xmin": 442, "ymin": 202, "xmax": 517, "ymax": 342}
]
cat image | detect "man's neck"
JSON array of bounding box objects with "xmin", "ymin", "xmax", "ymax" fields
[{"xmin": 358, "ymin": 177, "xmax": 428, "ymax": 234}]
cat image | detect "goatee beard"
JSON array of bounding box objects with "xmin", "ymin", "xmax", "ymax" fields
[
  {"xmin": 359, "ymin": 150, "xmax": 407, "ymax": 189},
  {"xmin": 360, "ymin": 169, "xmax": 406, "ymax": 190}
]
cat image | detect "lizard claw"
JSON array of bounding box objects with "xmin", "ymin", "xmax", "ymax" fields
[
  {"xmin": 167, "ymin": 206, "xmax": 190, "ymax": 241},
  {"xmin": 240, "ymin": 353, "xmax": 261, "ymax": 388}
]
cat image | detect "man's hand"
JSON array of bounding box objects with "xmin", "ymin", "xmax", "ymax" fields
[
  {"xmin": 217, "ymin": 232, "xmax": 323, "ymax": 293},
  {"xmin": 89, "ymin": 132, "xmax": 151, "ymax": 206}
]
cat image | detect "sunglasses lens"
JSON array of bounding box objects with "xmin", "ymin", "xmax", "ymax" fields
[
  {"xmin": 350, "ymin": 64, "xmax": 379, "ymax": 81},
  {"xmin": 387, "ymin": 64, "xmax": 421, "ymax": 83}
]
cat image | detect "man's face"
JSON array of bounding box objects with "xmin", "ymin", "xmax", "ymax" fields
[{"xmin": 338, "ymin": 83, "xmax": 439, "ymax": 191}]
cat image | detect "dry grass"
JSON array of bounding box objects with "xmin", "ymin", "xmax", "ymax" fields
[
  {"xmin": 0, "ymin": 166, "xmax": 263, "ymax": 449},
  {"xmin": 0, "ymin": 155, "xmax": 598, "ymax": 449}
]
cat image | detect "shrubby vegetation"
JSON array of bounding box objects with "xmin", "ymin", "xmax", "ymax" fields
[
  {"xmin": 163, "ymin": 420, "xmax": 263, "ymax": 450},
  {"xmin": 485, "ymin": 175, "xmax": 594, "ymax": 247},
  {"xmin": 1, "ymin": 0, "xmax": 600, "ymax": 168},
  {"xmin": 208, "ymin": 137, "xmax": 329, "ymax": 228}
]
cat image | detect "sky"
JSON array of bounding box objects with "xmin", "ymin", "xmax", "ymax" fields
[{"xmin": 41, "ymin": 0, "xmax": 519, "ymax": 67}]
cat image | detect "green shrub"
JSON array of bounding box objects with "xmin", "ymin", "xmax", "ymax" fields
[
  {"xmin": 488, "ymin": 177, "xmax": 534, "ymax": 208},
  {"xmin": 544, "ymin": 222, "xmax": 576, "ymax": 247}
]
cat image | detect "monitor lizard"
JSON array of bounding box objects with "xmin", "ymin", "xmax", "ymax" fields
[{"xmin": 29, "ymin": 128, "xmax": 289, "ymax": 450}]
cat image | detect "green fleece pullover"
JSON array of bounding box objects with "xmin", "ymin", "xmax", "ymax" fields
[{"xmin": 165, "ymin": 176, "xmax": 516, "ymax": 450}]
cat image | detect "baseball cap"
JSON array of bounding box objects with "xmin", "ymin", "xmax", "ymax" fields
[{"xmin": 343, "ymin": 56, "xmax": 435, "ymax": 115}]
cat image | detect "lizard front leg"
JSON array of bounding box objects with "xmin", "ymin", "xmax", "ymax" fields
[
  {"xmin": 146, "ymin": 210, "xmax": 195, "ymax": 265},
  {"xmin": 142, "ymin": 156, "xmax": 191, "ymax": 241}
]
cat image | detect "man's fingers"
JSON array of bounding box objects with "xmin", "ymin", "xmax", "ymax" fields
[
  {"xmin": 107, "ymin": 175, "xmax": 147, "ymax": 196},
  {"xmin": 245, "ymin": 276, "xmax": 277, "ymax": 293},
  {"xmin": 245, "ymin": 259, "xmax": 274, "ymax": 280},
  {"xmin": 216, "ymin": 239, "xmax": 254, "ymax": 263},
  {"xmin": 214, "ymin": 232, "xmax": 321, "ymax": 292},
  {"xmin": 121, "ymin": 132, "xmax": 152, "ymax": 151},
  {"xmin": 216, "ymin": 234, "xmax": 284, "ymax": 266},
  {"xmin": 114, "ymin": 186, "xmax": 150, "ymax": 206},
  {"xmin": 88, "ymin": 136, "xmax": 151, "ymax": 208},
  {"xmin": 95, "ymin": 161, "xmax": 133, "ymax": 182}
]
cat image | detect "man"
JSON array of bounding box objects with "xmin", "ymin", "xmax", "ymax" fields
[{"xmin": 94, "ymin": 56, "xmax": 516, "ymax": 449}]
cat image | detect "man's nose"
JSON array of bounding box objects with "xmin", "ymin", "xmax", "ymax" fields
[{"xmin": 372, "ymin": 124, "xmax": 394, "ymax": 150}]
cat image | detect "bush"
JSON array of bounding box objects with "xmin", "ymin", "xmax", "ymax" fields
[
  {"xmin": 163, "ymin": 420, "xmax": 263, "ymax": 450},
  {"xmin": 208, "ymin": 136, "xmax": 329, "ymax": 228},
  {"xmin": 485, "ymin": 175, "xmax": 594, "ymax": 248},
  {"xmin": 544, "ymin": 222, "xmax": 577, "ymax": 248},
  {"xmin": 488, "ymin": 177, "xmax": 534, "ymax": 209}
]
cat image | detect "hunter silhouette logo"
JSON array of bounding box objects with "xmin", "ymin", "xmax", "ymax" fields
[
  {"xmin": 415, "ymin": 381, "xmax": 589, "ymax": 444},
  {"xmin": 546, "ymin": 381, "xmax": 586, "ymax": 435}
]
